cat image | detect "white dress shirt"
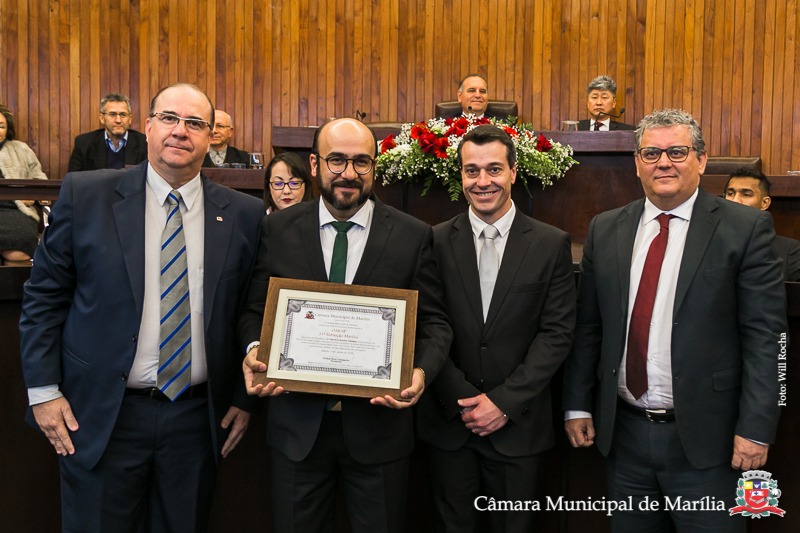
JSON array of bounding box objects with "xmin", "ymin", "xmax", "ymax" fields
[
  {"xmin": 467, "ymin": 201, "xmax": 516, "ymax": 267},
  {"xmin": 565, "ymin": 188, "xmax": 698, "ymax": 419},
  {"xmin": 590, "ymin": 118, "xmax": 611, "ymax": 130},
  {"xmin": 318, "ymin": 198, "xmax": 375, "ymax": 285}
]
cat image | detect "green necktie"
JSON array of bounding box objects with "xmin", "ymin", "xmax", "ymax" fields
[{"xmin": 329, "ymin": 221, "xmax": 355, "ymax": 283}]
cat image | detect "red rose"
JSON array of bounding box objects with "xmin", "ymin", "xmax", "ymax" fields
[
  {"xmin": 503, "ymin": 126, "xmax": 519, "ymax": 137},
  {"xmin": 418, "ymin": 132, "xmax": 440, "ymax": 154},
  {"xmin": 535, "ymin": 133, "xmax": 552, "ymax": 152},
  {"xmin": 433, "ymin": 137, "xmax": 449, "ymax": 159},
  {"xmin": 474, "ymin": 117, "xmax": 492, "ymax": 126},
  {"xmin": 380, "ymin": 135, "xmax": 396, "ymax": 153},
  {"xmin": 410, "ymin": 123, "xmax": 427, "ymax": 140}
]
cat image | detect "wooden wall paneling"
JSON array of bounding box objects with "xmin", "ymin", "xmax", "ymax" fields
[
  {"xmin": 761, "ymin": 0, "xmax": 777, "ymax": 174},
  {"xmin": 421, "ymin": 0, "xmax": 434, "ymax": 120},
  {"xmin": 525, "ymin": 0, "xmax": 539, "ymax": 127},
  {"xmin": 794, "ymin": 2, "xmax": 800, "ymax": 171},
  {"xmin": 730, "ymin": 0, "xmax": 745, "ymax": 153},
  {"xmin": 779, "ymin": 1, "xmax": 797, "ymax": 175},
  {"xmin": 396, "ymin": 0, "xmax": 409, "ymax": 120},
  {"xmin": 719, "ymin": 0, "xmax": 734, "ymax": 154},
  {"xmin": 350, "ymin": 0, "xmax": 362, "ymax": 122}
]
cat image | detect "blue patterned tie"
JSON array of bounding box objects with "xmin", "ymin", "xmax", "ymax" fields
[{"xmin": 157, "ymin": 190, "xmax": 192, "ymax": 400}]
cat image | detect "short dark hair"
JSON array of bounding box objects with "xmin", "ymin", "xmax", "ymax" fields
[
  {"xmin": 100, "ymin": 93, "xmax": 132, "ymax": 113},
  {"xmin": 725, "ymin": 167, "xmax": 771, "ymax": 197},
  {"xmin": 264, "ymin": 151, "xmax": 314, "ymax": 210},
  {"xmin": 0, "ymin": 104, "xmax": 17, "ymax": 141},
  {"xmin": 148, "ymin": 83, "xmax": 214, "ymax": 127},
  {"xmin": 458, "ymin": 74, "xmax": 488, "ymax": 92},
  {"xmin": 456, "ymin": 125, "xmax": 516, "ymax": 168},
  {"xmin": 311, "ymin": 118, "xmax": 379, "ymax": 158}
]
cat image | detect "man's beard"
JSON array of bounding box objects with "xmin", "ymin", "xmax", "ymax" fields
[{"xmin": 318, "ymin": 175, "xmax": 372, "ymax": 212}]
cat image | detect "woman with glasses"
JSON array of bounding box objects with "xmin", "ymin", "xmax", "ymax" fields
[
  {"xmin": 264, "ymin": 152, "xmax": 314, "ymax": 213},
  {"xmin": 0, "ymin": 104, "xmax": 48, "ymax": 265}
]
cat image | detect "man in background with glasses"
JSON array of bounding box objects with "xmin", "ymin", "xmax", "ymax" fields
[
  {"xmin": 21, "ymin": 83, "xmax": 264, "ymax": 532},
  {"xmin": 564, "ymin": 108, "xmax": 785, "ymax": 531},
  {"xmin": 202, "ymin": 109, "xmax": 251, "ymax": 168},
  {"xmin": 68, "ymin": 92, "xmax": 147, "ymax": 172},
  {"xmin": 240, "ymin": 117, "xmax": 452, "ymax": 533}
]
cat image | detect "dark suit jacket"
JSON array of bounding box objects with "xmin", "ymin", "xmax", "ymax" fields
[
  {"xmin": 20, "ymin": 162, "xmax": 264, "ymax": 470},
  {"xmin": 417, "ymin": 210, "xmax": 576, "ymax": 457},
  {"xmin": 439, "ymin": 110, "xmax": 502, "ymax": 121},
  {"xmin": 775, "ymin": 234, "xmax": 800, "ymax": 281},
  {"xmin": 67, "ymin": 129, "xmax": 148, "ymax": 172},
  {"xmin": 202, "ymin": 145, "xmax": 250, "ymax": 168},
  {"xmin": 563, "ymin": 189, "xmax": 786, "ymax": 469},
  {"xmin": 238, "ymin": 197, "xmax": 452, "ymax": 464},
  {"xmin": 577, "ymin": 119, "xmax": 635, "ymax": 131}
]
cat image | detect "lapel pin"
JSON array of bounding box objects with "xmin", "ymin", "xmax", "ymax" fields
[{"xmin": 216, "ymin": 216, "xmax": 223, "ymax": 222}]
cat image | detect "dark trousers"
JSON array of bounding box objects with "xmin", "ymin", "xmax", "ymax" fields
[
  {"xmin": 59, "ymin": 395, "xmax": 216, "ymax": 533},
  {"xmin": 270, "ymin": 411, "xmax": 410, "ymax": 533},
  {"xmin": 608, "ymin": 407, "xmax": 745, "ymax": 533},
  {"xmin": 426, "ymin": 436, "xmax": 542, "ymax": 533}
]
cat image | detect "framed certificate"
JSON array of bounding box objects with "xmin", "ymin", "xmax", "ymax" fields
[{"xmin": 254, "ymin": 277, "xmax": 418, "ymax": 399}]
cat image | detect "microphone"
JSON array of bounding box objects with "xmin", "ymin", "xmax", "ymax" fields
[
  {"xmin": 468, "ymin": 105, "xmax": 473, "ymax": 112},
  {"xmin": 354, "ymin": 109, "xmax": 367, "ymax": 122},
  {"xmin": 597, "ymin": 107, "xmax": 626, "ymax": 119}
]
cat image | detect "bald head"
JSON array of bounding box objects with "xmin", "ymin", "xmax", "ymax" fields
[{"xmin": 210, "ymin": 109, "xmax": 234, "ymax": 150}]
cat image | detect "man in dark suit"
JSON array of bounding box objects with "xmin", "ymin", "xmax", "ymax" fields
[
  {"xmin": 202, "ymin": 109, "xmax": 250, "ymax": 168},
  {"xmin": 20, "ymin": 83, "xmax": 264, "ymax": 532},
  {"xmin": 240, "ymin": 117, "xmax": 452, "ymax": 533},
  {"xmin": 416, "ymin": 126, "xmax": 575, "ymax": 533},
  {"xmin": 67, "ymin": 92, "xmax": 148, "ymax": 172},
  {"xmin": 564, "ymin": 109, "xmax": 786, "ymax": 531},
  {"xmin": 577, "ymin": 75, "xmax": 635, "ymax": 131},
  {"xmin": 724, "ymin": 168, "xmax": 800, "ymax": 281}
]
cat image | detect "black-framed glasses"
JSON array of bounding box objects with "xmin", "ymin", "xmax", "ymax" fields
[
  {"xmin": 636, "ymin": 146, "xmax": 697, "ymax": 164},
  {"xmin": 269, "ymin": 179, "xmax": 305, "ymax": 190},
  {"xmin": 102, "ymin": 111, "xmax": 131, "ymax": 119},
  {"xmin": 315, "ymin": 153, "xmax": 375, "ymax": 175},
  {"xmin": 149, "ymin": 112, "xmax": 211, "ymax": 132}
]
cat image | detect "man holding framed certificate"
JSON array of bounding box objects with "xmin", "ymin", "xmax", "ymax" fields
[{"xmin": 239, "ymin": 118, "xmax": 452, "ymax": 533}]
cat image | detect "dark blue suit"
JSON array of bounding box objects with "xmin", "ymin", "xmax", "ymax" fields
[{"xmin": 20, "ymin": 162, "xmax": 263, "ymax": 530}]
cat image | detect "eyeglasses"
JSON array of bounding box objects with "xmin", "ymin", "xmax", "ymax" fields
[
  {"xmin": 149, "ymin": 112, "xmax": 211, "ymax": 132},
  {"xmin": 213, "ymin": 123, "xmax": 232, "ymax": 130},
  {"xmin": 315, "ymin": 153, "xmax": 375, "ymax": 175},
  {"xmin": 269, "ymin": 179, "xmax": 305, "ymax": 190},
  {"xmin": 102, "ymin": 111, "xmax": 131, "ymax": 119},
  {"xmin": 636, "ymin": 146, "xmax": 697, "ymax": 164}
]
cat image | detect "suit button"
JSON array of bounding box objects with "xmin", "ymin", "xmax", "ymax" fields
[
  {"xmin": 121, "ymin": 372, "xmax": 128, "ymax": 381},
  {"xmin": 131, "ymin": 335, "xmax": 138, "ymax": 342},
  {"xmin": 480, "ymin": 343, "xmax": 488, "ymax": 349},
  {"xmin": 612, "ymin": 368, "xmax": 617, "ymax": 375}
]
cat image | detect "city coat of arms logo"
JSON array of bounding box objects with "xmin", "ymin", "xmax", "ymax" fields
[{"xmin": 729, "ymin": 470, "xmax": 786, "ymax": 518}]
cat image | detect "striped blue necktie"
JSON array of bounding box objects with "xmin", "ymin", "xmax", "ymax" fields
[{"xmin": 157, "ymin": 190, "xmax": 192, "ymax": 400}]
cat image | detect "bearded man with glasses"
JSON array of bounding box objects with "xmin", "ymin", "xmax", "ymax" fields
[
  {"xmin": 68, "ymin": 92, "xmax": 148, "ymax": 172},
  {"xmin": 563, "ymin": 108, "xmax": 785, "ymax": 532},
  {"xmin": 240, "ymin": 117, "xmax": 452, "ymax": 533}
]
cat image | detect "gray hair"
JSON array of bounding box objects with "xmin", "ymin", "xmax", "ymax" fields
[
  {"xmin": 634, "ymin": 108, "xmax": 706, "ymax": 154},
  {"xmin": 100, "ymin": 93, "xmax": 132, "ymax": 113},
  {"xmin": 586, "ymin": 76, "xmax": 617, "ymax": 95},
  {"xmin": 458, "ymin": 74, "xmax": 487, "ymax": 93}
]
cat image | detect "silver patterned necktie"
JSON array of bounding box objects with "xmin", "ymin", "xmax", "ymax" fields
[
  {"xmin": 479, "ymin": 224, "xmax": 500, "ymax": 320},
  {"xmin": 157, "ymin": 190, "xmax": 192, "ymax": 400}
]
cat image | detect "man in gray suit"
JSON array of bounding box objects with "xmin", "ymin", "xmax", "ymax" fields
[
  {"xmin": 564, "ymin": 109, "xmax": 785, "ymax": 531},
  {"xmin": 417, "ymin": 125, "xmax": 576, "ymax": 533}
]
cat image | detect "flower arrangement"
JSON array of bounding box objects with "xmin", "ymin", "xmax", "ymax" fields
[{"xmin": 376, "ymin": 115, "xmax": 578, "ymax": 201}]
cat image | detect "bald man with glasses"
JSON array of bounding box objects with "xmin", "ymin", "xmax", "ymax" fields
[{"xmin": 202, "ymin": 109, "xmax": 250, "ymax": 168}]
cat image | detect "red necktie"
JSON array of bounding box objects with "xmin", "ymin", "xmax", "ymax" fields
[
  {"xmin": 626, "ymin": 213, "xmax": 674, "ymax": 399},
  {"xmin": 593, "ymin": 121, "xmax": 603, "ymax": 131}
]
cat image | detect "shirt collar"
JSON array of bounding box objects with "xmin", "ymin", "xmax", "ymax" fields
[
  {"xmin": 105, "ymin": 130, "xmax": 129, "ymax": 144},
  {"xmin": 318, "ymin": 197, "xmax": 375, "ymax": 229},
  {"xmin": 468, "ymin": 201, "xmax": 516, "ymax": 239},
  {"xmin": 641, "ymin": 187, "xmax": 699, "ymax": 225},
  {"xmin": 146, "ymin": 163, "xmax": 203, "ymax": 211}
]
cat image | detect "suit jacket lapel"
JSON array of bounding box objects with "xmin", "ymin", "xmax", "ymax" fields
[
  {"xmin": 352, "ymin": 198, "xmax": 392, "ymax": 285},
  {"xmin": 674, "ymin": 190, "xmax": 719, "ymax": 315},
  {"xmin": 202, "ymin": 177, "xmax": 235, "ymax": 331},
  {"xmin": 614, "ymin": 200, "xmax": 643, "ymax": 331},
  {"xmin": 484, "ymin": 212, "xmax": 529, "ymax": 330},
  {"xmin": 300, "ymin": 201, "xmax": 328, "ymax": 281},
  {"xmin": 113, "ymin": 165, "xmax": 147, "ymax": 319},
  {"xmin": 450, "ymin": 213, "xmax": 484, "ymax": 326}
]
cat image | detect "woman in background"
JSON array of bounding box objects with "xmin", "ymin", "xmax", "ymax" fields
[
  {"xmin": 264, "ymin": 152, "xmax": 313, "ymax": 213},
  {"xmin": 0, "ymin": 104, "xmax": 47, "ymax": 265}
]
